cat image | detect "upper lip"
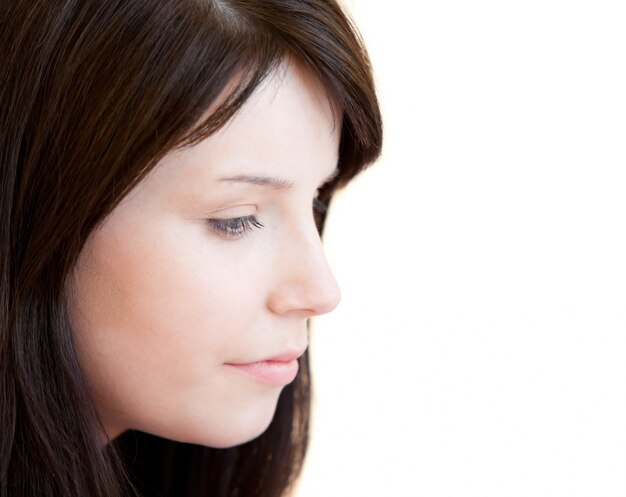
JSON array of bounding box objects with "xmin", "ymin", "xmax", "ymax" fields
[{"xmin": 226, "ymin": 347, "xmax": 307, "ymax": 365}]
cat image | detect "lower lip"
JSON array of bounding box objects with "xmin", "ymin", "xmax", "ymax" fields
[{"xmin": 225, "ymin": 359, "xmax": 299, "ymax": 386}]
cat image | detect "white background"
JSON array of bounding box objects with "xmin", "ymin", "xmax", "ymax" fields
[{"xmin": 293, "ymin": 1, "xmax": 626, "ymax": 496}]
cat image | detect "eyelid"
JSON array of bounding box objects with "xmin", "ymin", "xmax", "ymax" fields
[{"xmin": 208, "ymin": 216, "xmax": 264, "ymax": 240}]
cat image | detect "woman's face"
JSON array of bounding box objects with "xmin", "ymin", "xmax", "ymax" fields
[{"xmin": 65, "ymin": 61, "xmax": 342, "ymax": 447}]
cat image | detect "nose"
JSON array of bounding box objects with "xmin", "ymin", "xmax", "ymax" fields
[{"xmin": 266, "ymin": 224, "xmax": 342, "ymax": 317}]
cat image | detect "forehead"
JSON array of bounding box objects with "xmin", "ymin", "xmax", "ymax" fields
[
  {"xmin": 192, "ymin": 61, "xmax": 338, "ymax": 158},
  {"xmin": 127, "ymin": 60, "xmax": 341, "ymax": 205}
]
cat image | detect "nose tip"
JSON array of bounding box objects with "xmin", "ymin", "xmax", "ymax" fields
[
  {"xmin": 311, "ymin": 271, "xmax": 342, "ymax": 316},
  {"xmin": 268, "ymin": 264, "xmax": 342, "ymax": 317},
  {"xmin": 267, "ymin": 236, "xmax": 342, "ymax": 317}
]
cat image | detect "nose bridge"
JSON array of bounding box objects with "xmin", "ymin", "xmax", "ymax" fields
[{"xmin": 268, "ymin": 219, "xmax": 341, "ymax": 316}]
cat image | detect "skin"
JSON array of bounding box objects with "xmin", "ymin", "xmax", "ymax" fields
[{"xmin": 65, "ymin": 60, "xmax": 342, "ymax": 448}]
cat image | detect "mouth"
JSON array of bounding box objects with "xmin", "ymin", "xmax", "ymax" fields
[{"xmin": 224, "ymin": 359, "xmax": 300, "ymax": 386}]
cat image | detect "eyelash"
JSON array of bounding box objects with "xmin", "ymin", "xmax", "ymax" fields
[{"xmin": 208, "ymin": 197, "xmax": 328, "ymax": 240}]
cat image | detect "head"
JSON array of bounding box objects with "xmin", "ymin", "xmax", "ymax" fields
[
  {"xmin": 0, "ymin": 1, "xmax": 382, "ymax": 496},
  {"xmin": 66, "ymin": 58, "xmax": 342, "ymax": 448}
]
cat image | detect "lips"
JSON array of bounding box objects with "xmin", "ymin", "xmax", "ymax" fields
[
  {"xmin": 224, "ymin": 348, "xmax": 306, "ymax": 386},
  {"xmin": 226, "ymin": 347, "xmax": 307, "ymax": 366}
]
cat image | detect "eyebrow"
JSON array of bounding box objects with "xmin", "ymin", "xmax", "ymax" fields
[{"xmin": 218, "ymin": 166, "xmax": 340, "ymax": 191}]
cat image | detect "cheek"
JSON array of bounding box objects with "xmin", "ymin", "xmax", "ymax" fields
[
  {"xmin": 66, "ymin": 211, "xmax": 275, "ymax": 439},
  {"xmin": 71, "ymin": 217, "xmax": 250, "ymax": 370}
]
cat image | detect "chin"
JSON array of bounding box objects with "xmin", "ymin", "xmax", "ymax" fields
[{"xmin": 139, "ymin": 396, "xmax": 281, "ymax": 449}]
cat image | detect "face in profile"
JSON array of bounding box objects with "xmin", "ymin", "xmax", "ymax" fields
[{"xmin": 65, "ymin": 60, "xmax": 342, "ymax": 448}]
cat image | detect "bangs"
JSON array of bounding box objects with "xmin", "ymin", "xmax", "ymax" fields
[{"xmin": 169, "ymin": 1, "xmax": 382, "ymax": 197}]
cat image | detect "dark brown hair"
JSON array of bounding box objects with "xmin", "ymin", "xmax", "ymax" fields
[{"xmin": 0, "ymin": 1, "xmax": 382, "ymax": 496}]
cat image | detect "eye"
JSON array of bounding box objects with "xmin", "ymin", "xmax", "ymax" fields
[
  {"xmin": 313, "ymin": 197, "xmax": 328, "ymax": 215},
  {"xmin": 208, "ymin": 197, "xmax": 327, "ymax": 240},
  {"xmin": 313, "ymin": 196, "xmax": 329, "ymax": 233},
  {"xmin": 207, "ymin": 215, "xmax": 264, "ymax": 240}
]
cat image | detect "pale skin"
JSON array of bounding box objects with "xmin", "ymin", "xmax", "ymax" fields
[{"xmin": 64, "ymin": 59, "xmax": 342, "ymax": 448}]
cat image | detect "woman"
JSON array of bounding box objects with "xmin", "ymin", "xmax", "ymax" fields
[{"xmin": 0, "ymin": 1, "xmax": 382, "ymax": 496}]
